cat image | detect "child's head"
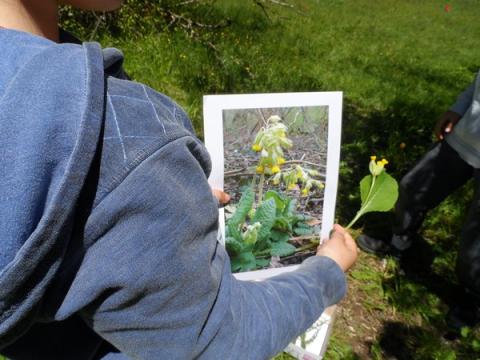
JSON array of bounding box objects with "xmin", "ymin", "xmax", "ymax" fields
[{"xmin": 58, "ymin": 0, "xmax": 123, "ymax": 11}]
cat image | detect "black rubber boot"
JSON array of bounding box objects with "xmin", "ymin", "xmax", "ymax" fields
[
  {"xmin": 356, "ymin": 234, "xmax": 404, "ymax": 259},
  {"xmin": 446, "ymin": 292, "xmax": 480, "ymax": 332}
]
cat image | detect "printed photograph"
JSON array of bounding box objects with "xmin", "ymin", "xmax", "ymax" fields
[{"xmin": 222, "ymin": 105, "xmax": 329, "ymax": 272}]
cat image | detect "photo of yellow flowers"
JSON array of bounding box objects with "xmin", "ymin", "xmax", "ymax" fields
[
  {"xmin": 223, "ymin": 106, "xmax": 329, "ymax": 271},
  {"xmin": 204, "ymin": 92, "xmax": 343, "ymax": 275}
]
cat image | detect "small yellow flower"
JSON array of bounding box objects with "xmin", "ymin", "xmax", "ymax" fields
[
  {"xmin": 287, "ymin": 184, "xmax": 296, "ymax": 191},
  {"xmin": 278, "ymin": 157, "xmax": 286, "ymax": 165},
  {"xmin": 256, "ymin": 165, "xmax": 264, "ymax": 174},
  {"xmin": 271, "ymin": 165, "xmax": 280, "ymax": 174},
  {"xmin": 301, "ymin": 188, "xmax": 309, "ymax": 196},
  {"xmin": 369, "ymin": 156, "xmax": 388, "ymax": 176},
  {"xmin": 370, "ymin": 155, "xmax": 377, "ymax": 161},
  {"xmin": 375, "ymin": 159, "xmax": 388, "ymax": 168},
  {"xmin": 252, "ymin": 144, "xmax": 262, "ymax": 152}
]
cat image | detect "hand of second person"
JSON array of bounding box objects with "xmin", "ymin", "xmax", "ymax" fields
[
  {"xmin": 316, "ymin": 224, "xmax": 358, "ymax": 272},
  {"xmin": 434, "ymin": 110, "xmax": 462, "ymax": 140}
]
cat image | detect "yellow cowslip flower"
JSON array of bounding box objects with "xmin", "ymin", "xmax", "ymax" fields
[
  {"xmin": 370, "ymin": 155, "xmax": 377, "ymax": 161},
  {"xmin": 375, "ymin": 159, "xmax": 388, "ymax": 168},
  {"xmin": 271, "ymin": 165, "xmax": 280, "ymax": 174},
  {"xmin": 252, "ymin": 144, "xmax": 262, "ymax": 152},
  {"xmin": 301, "ymin": 188, "xmax": 309, "ymax": 196},
  {"xmin": 287, "ymin": 183, "xmax": 296, "ymax": 191},
  {"xmin": 278, "ymin": 157, "xmax": 286, "ymax": 165},
  {"xmin": 370, "ymin": 156, "xmax": 386, "ymax": 176},
  {"xmin": 256, "ymin": 165, "xmax": 264, "ymax": 174}
]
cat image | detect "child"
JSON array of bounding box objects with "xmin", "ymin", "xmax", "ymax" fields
[
  {"xmin": 0, "ymin": 1, "xmax": 357, "ymax": 359},
  {"xmin": 358, "ymin": 73, "xmax": 480, "ymax": 331}
]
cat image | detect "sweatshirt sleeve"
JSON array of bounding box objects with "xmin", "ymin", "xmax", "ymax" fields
[
  {"xmin": 71, "ymin": 136, "xmax": 346, "ymax": 360},
  {"xmin": 450, "ymin": 79, "xmax": 476, "ymax": 116}
]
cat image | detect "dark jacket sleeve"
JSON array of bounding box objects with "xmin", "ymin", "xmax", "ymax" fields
[{"xmin": 57, "ymin": 133, "xmax": 346, "ymax": 360}]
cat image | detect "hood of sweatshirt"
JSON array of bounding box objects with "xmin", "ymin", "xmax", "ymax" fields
[{"xmin": 0, "ymin": 28, "xmax": 106, "ymax": 346}]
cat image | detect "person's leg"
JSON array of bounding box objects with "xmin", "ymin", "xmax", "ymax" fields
[
  {"xmin": 392, "ymin": 142, "xmax": 474, "ymax": 249},
  {"xmin": 456, "ymin": 169, "xmax": 480, "ymax": 297},
  {"xmin": 447, "ymin": 168, "xmax": 480, "ymax": 330},
  {"xmin": 358, "ymin": 142, "xmax": 473, "ymax": 254}
]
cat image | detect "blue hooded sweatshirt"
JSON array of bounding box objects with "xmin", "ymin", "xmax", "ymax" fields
[{"xmin": 0, "ymin": 29, "xmax": 346, "ymax": 360}]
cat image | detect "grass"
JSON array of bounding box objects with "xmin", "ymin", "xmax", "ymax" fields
[
  {"xmin": 95, "ymin": 0, "xmax": 480, "ymax": 220},
  {"xmin": 2, "ymin": 1, "xmax": 479, "ymax": 359}
]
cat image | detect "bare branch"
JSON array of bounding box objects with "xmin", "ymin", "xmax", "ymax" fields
[
  {"xmin": 88, "ymin": 11, "xmax": 104, "ymax": 41},
  {"xmin": 266, "ymin": 0, "xmax": 295, "ymax": 9},
  {"xmin": 284, "ymin": 159, "xmax": 327, "ymax": 169},
  {"xmin": 176, "ymin": 0, "xmax": 205, "ymax": 6}
]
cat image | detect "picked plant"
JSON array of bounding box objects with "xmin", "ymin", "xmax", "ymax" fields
[{"xmin": 346, "ymin": 156, "xmax": 399, "ymax": 229}]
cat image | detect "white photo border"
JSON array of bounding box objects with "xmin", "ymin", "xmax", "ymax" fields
[{"xmin": 204, "ymin": 91, "xmax": 343, "ymax": 280}]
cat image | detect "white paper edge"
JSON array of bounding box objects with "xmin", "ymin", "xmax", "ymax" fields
[{"xmin": 204, "ymin": 91, "xmax": 343, "ymax": 253}]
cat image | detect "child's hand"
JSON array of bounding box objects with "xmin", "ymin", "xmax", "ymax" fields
[
  {"xmin": 434, "ymin": 110, "xmax": 462, "ymax": 140},
  {"xmin": 316, "ymin": 224, "xmax": 358, "ymax": 272},
  {"xmin": 211, "ymin": 188, "xmax": 231, "ymax": 206}
]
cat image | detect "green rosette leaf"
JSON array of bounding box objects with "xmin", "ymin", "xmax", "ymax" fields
[
  {"xmin": 225, "ymin": 237, "xmax": 244, "ymax": 255},
  {"xmin": 270, "ymin": 241, "xmax": 296, "ymax": 257},
  {"xmin": 252, "ymin": 198, "xmax": 277, "ymax": 242},
  {"xmin": 231, "ymin": 251, "xmax": 257, "ymax": 272},
  {"xmin": 228, "ymin": 187, "xmax": 254, "ymax": 228}
]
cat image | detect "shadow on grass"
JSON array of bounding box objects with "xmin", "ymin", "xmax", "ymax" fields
[
  {"xmin": 373, "ymin": 321, "xmax": 452, "ymax": 360},
  {"xmin": 372, "ymin": 236, "xmax": 480, "ymax": 358}
]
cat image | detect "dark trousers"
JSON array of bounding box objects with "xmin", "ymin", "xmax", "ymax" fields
[{"xmin": 392, "ymin": 141, "xmax": 480, "ymax": 298}]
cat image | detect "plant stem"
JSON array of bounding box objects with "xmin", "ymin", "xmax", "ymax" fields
[
  {"xmin": 346, "ymin": 175, "xmax": 376, "ymax": 229},
  {"xmin": 257, "ymin": 173, "xmax": 265, "ymax": 205},
  {"xmin": 294, "ymin": 239, "xmax": 319, "ymax": 252},
  {"xmin": 254, "ymin": 239, "xmax": 320, "ymax": 258}
]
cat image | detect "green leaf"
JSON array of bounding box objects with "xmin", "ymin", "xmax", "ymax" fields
[
  {"xmin": 460, "ymin": 327, "xmax": 471, "ymax": 338},
  {"xmin": 294, "ymin": 213, "xmax": 313, "ymax": 222},
  {"xmin": 270, "ymin": 241, "xmax": 296, "ymax": 257},
  {"xmin": 284, "ymin": 197, "xmax": 297, "ymax": 217},
  {"xmin": 227, "ymin": 223, "xmax": 242, "ymax": 242},
  {"xmin": 359, "ymin": 172, "xmax": 398, "ymax": 212},
  {"xmin": 272, "ymin": 216, "xmax": 292, "ymax": 232},
  {"xmin": 270, "ymin": 229, "xmax": 290, "ymax": 243},
  {"xmin": 265, "ymin": 190, "xmax": 287, "ymax": 214},
  {"xmin": 252, "ymin": 198, "xmax": 277, "ymax": 242},
  {"xmin": 347, "ymin": 171, "xmax": 398, "ymax": 229},
  {"xmin": 228, "ymin": 187, "xmax": 254, "ymax": 228},
  {"xmin": 293, "ymin": 226, "xmax": 314, "ymax": 236},
  {"xmin": 225, "ymin": 237, "xmax": 244, "ymax": 255},
  {"xmin": 230, "ymin": 251, "xmax": 257, "ymax": 272},
  {"xmin": 472, "ymin": 339, "xmax": 480, "ymax": 352},
  {"xmin": 255, "ymin": 258, "xmax": 270, "ymax": 268}
]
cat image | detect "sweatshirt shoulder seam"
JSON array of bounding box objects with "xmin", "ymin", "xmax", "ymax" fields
[{"xmin": 94, "ymin": 133, "xmax": 198, "ymax": 208}]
